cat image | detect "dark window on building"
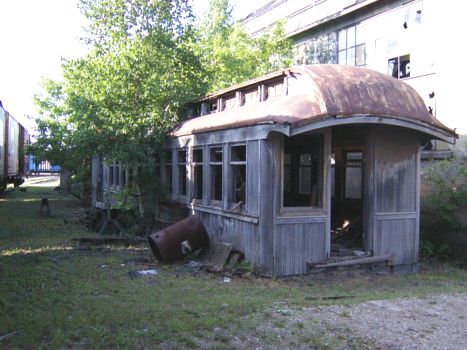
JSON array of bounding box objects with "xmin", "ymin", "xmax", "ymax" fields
[
  {"xmin": 193, "ymin": 148, "xmax": 203, "ymax": 200},
  {"xmin": 388, "ymin": 54, "xmax": 410, "ymax": 79},
  {"xmin": 345, "ymin": 152, "xmax": 363, "ymax": 199},
  {"xmin": 210, "ymin": 146, "xmax": 223, "ymax": 202},
  {"xmin": 178, "ymin": 149, "xmax": 187, "ymax": 196},
  {"xmin": 209, "ymin": 100, "xmax": 218, "ymax": 114},
  {"xmin": 283, "ymin": 134, "xmax": 323, "ymax": 207},
  {"xmin": 165, "ymin": 150, "xmax": 173, "ymax": 194},
  {"xmin": 230, "ymin": 145, "xmax": 246, "ymax": 209},
  {"xmin": 338, "ymin": 24, "xmax": 366, "ymax": 67},
  {"xmin": 122, "ymin": 167, "xmax": 127, "ymax": 187},
  {"xmin": 109, "ymin": 164, "xmax": 114, "ymax": 187}
]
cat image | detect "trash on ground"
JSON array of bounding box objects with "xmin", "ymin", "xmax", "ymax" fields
[
  {"xmin": 128, "ymin": 269, "xmax": 159, "ymax": 278},
  {"xmin": 223, "ymin": 276, "xmax": 232, "ymax": 283}
]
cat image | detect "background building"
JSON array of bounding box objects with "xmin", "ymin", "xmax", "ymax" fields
[{"xmin": 242, "ymin": 0, "xmax": 466, "ymax": 156}]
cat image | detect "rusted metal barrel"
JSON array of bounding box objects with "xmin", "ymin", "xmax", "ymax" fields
[{"xmin": 148, "ymin": 215, "xmax": 210, "ymax": 262}]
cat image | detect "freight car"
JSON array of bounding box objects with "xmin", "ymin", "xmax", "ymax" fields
[{"xmin": 0, "ymin": 101, "xmax": 30, "ymax": 191}]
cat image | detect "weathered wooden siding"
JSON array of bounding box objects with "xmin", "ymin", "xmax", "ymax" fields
[
  {"xmin": 369, "ymin": 126, "xmax": 420, "ymax": 266},
  {"xmin": 257, "ymin": 138, "xmax": 275, "ymax": 275},
  {"xmin": 272, "ymin": 130, "xmax": 331, "ymax": 276},
  {"xmin": 274, "ymin": 220, "xmax": 327, "ymax": 275},
  {"xmin": 196, "ymin": 211, "xmax": 260, "ymax": 268}
]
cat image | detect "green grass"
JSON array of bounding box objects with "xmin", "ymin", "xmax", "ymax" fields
[{"xmin": 1, "ymin": 177, "xmax": 466, "ymax": 349}]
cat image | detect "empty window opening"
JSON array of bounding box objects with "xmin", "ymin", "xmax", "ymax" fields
[
  {"xmin": 283, "ymin": 134, "xmax": 323, "ymax": 207},
  {"xmin": 193, "ymin": 148, "xmax": 203, "ymax": 200},
  {"xmin": 345, "ymin": 152, "xmax": 363, "ymax": 199},
  {"xmin": 388, "ymin": 54, "xmax": 410, "ymax": 79},
  {"xmin": 242, "ymin": 88, "xmax": 258, "ymax": 106},
  {"xmin": 230, "ymin": 145, "xmax": 246, "ymax": 210},
  {"xmin": 178, "ymin": 149, "xmax": 187, "ymax": 196},
  {"xmin": 210, "ymin": 146, "xmax": 223, "ymax": 202}
]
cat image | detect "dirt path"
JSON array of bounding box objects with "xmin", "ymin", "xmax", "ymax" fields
[
  {"xmin": 316, "ymin": 293, "xmax": 467, "ymax": 350},
  {"xmin": 260, "ymin": 293, "xmax": 467, "ymax": 349}
]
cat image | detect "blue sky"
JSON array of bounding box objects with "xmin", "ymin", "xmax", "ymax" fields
[{"xmin": 0, "ymin": 0, "xmax": 269, "ymax": 130}]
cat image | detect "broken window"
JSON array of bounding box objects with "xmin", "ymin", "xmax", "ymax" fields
[
  {"xmin": 210, "ymin": 146, "xmax": 223, "ymax": 202},
  {"xmin": 338, "ymin": 24, "xmax": 366, "ymax": 67},
  {"xmin": 192, "ymin": 148, "xmax": 203, "ymax": 200},
  {"xmin": 222, "ymin": 94, "xmax": 236, "ymax": 111},
  {"xmin": 164, "ymin": 150, "xmax": 173, "ymax": 194},
  {"xmin": 283, "ymin": 134, "xmax": 323, "ymax": 207},
  {"xmin": 242, "ymin": 88, "xmax": 258, "ymax": 106},
  {"xmin": 388, "ymin": 54, "xmax": 410, "ymax": 79},
  {"xmin": 230, "ymin": 145, "xmax": 246, "ymax": 210},
  {"xmin": 345, "ymin": 152, "xmax": 363, "ymax": 199},
  {"xmin": 178, "ymin": 149, "xmax": 187, "ymax": 196}
]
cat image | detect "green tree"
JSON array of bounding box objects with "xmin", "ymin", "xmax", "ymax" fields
[{"xmin": 198, "ymin": 0, "xmax": 292, "ymax": 91}]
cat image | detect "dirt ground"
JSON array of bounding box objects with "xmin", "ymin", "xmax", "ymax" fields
[{"xmin": 247, "ymin": 293, "xmax": 467, "ymax": 350}]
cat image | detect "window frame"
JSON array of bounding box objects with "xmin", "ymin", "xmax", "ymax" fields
[
  {"xmin": 177, "ymin": 148, "xmax": 188, "ymax": 199},
  {"xmin": 338, "ymin": 24, "xmax": 366, "ymax": 67},
  {"xmin": 229, "ymin": 143, "xmax": 247, "ymax": 212},
  {"xmin": 209, "ymin": 145, "xmax": 224, "ymax": 206},
  {"xmin": 192, "ymin": 147, "xmax": 204, "ymax": 202},
  {"xmin": 280, "ymin": 133, "xmax": 325, "ymax": 214}
]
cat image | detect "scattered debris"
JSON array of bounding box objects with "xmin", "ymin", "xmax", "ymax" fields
[
  {"xmin": 128, "ymin": 269, "xmax": 159, "ymax": 278},
  {"xmin": 98, "ymin": 202, "xmax": 124, "ymax": 235},
  {"xmin": 0, "ymin": 330, "xmax": 19, "ymax": 342},
  {"xmin": 199, "ymin": 241, "xmax": 233, "ymax": 271},
  {"xmin": 305, "ymin": 295, "xmax": 356, "ymax": 301},
  {"xmin": 183, "ymin": 260, "xmax": 204, "ymax": 272}
]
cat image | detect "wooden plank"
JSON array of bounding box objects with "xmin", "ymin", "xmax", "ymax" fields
[
  {"xmin": 308, "ymin": 254, "xmax": 392, "ymax": 269},
  {"xmin": 258, "ymin": 138, "xmax": 275, "ymax": 275},
  {"xmin": 246, "ymin": 140, "xmax": 260, "ymax": 215}
]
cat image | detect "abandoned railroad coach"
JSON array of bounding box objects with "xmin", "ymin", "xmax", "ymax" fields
[{"xmin": 93, "ymin": 65, "xmax": 456, "ymax": 276}]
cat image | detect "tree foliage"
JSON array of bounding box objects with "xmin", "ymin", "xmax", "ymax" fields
[
  {"xmin": 32, "ymin": 0, "xmax": 292, "ymax": 204},
  {"xmin": 198, "ymin": 0, "xmax": 292, "ymax": 91}
]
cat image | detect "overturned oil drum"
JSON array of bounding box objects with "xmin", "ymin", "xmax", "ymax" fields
[{"xmin": 148, "ymin": 215, "xmax": 210, "ymax": 262}]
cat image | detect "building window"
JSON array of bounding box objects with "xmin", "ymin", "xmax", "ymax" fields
[
  {"xmin": 192, "ymin": 148, "xmax": 203, "ymax": 200},
  {"xmin": 283, "ymin": 134, "xmax": 323, "ymax": 207},
  {"xmin": 164, "ymin": 150, "xmax": 173, "ymax": 194},
  {"xmin": 388, "ymin": 54, "xmax": 410, "ymax": 79},
  {"xmin": 178, "ymin": 149, "xmax": 187, "ymax": 196},
  {"xmin": 230, "ymin": 145, "xmax": 246, "ymax": 210},
  {"xmin": 210, "ymin": 146, "xmax": 223, "ymax": 202},
  {"xmin": 338, "ymin": 24, "xmax": 365, "ymax": 67},
  {"xmin": 344, "ymin": 152, "xmax": 363, "ymax": 199},
  {"xmin": 294, "ymin": 32, "xmax": 337, "ymax": 65}
]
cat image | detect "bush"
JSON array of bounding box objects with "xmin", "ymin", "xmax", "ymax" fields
[{"xmin": 420, "ymin": 156, "xmax": 467, "ymax": 263}]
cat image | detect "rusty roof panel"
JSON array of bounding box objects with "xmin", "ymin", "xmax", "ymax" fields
[{"xmin": 172, "ymin": 65, "xmax": 456, "ymax": 138}]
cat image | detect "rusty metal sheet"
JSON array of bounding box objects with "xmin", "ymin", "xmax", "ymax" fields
[{"xmin": 172, "ymin": 65, "xmax": 456, "ymax": 139}]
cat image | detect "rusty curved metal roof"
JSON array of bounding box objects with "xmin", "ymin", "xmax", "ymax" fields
[{"xmin": 172, "ymin": 65, "xmax": 456, "ymax": 140}]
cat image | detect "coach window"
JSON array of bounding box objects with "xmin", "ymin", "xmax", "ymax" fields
[
  {"xmin": 283, "ymin": 134, "xmax": 323, "ymax": 208},
  {"xmin": 178, "ymin": 149, "xmax": 187, "ymax": 196},
  {"xmin": 230, "ymin": 144, "xmax": 246, "ymax": 211},
  {"xmin": 192, "ymin": 148, "xmax": 203, "ymax": 201},
  {"xmin": 209, "ymin": 146, "xmax": 223, "ymax": 203},
  {"xmin": 164, "ymin": 150, "xmax": 173, "ymax": 194}
]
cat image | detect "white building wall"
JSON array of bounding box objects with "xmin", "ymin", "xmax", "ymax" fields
[{"xmin": 242, "ymin": 0, "xmax": 465, "ymax": 148}]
